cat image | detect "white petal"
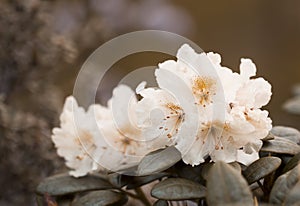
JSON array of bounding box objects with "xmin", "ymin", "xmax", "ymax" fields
[
  {"xmin": 155, "ymin": 67, "xmax": 200, "ymax": 158},
  {"xmin": 236, "ymin": 78, "xmax": 272, "ymax": 108},
  {"xmin": 236, "ymin": 150, "xmax": 259, "ymax": 166},
  {"xmin": 52, "ymin": 96, "xmax": 100, "ymax": 177},
  {"xmin": 111, "ymin": 85, "xmax": 140, "ymax": 138},
  {"xmin": 207, "ymin": 52, "xmax": 221, "ymax": 65},
  {"xmin": 240, "ymin": 58, "xmax": 256, "ymax": 78},
  {"xmin": 210, "ymin": 143, "xmax": 237, "ymax": 163}
]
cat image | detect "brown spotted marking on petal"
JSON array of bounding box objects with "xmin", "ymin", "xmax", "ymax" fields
[
  {"xmin": 165, "ymin": 102, "xmax": 183, "ymax": 115},
  {"xmin": 228, "ymin": 136, "xmax": 234, "ymax": 143},
  {"xmin": 120, "ymin": 137, "xmax": 132, "ymax": 153},
  {"xmin": 75, "ymin": 130, "xmax": 94, "ymax": 147},
  {"xmin": 192, "ymin": 76, "xmax": 216, "ymax": 106},
  {"xmin": 118, "ymin": 123, "xmax": 142, "ymax": 137},
  {"xmin": 223, "ymin": 123, "xmax": 230, "ymax": 131},
  {"xmin": 76, "ymin": 155, "xmax": 84, "ymax": 160},
  {"xmin": 74, "ymin": 130, "xmax": 97, "ymax": 157}
]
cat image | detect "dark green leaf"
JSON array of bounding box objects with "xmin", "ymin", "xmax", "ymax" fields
[
  {"xmin": 175, "ymin": 163, "xmax": 204, "ymax": 184},
  {"xmin": 114, "ymin": 165, "xmax": 138, "ymax": 176},
  {"xmin": 261, "ymin": 137, "xmax": 300, "ymax": 155},
  {"xmin": 72, "ymin": 190, "xmax": 128, "ymax": 206},
  {"xmin": 206, "ymin": 161, "xmax": 253, "ymax": 206},
  {"xmin": 36, "ymin": 173, "xmax": 114, "ymax": 196},
  {"xmin": 126, "ymin": 173, "xmax": 168, "ymax": 189},
  {"xmin": 229, "ymin": 162, "xmax": 242, "ymax": 173},
  {"xmin": 137, "ymin": 146, "xmax": 181, "ymax": 176},
  {"xmin": 153, "ymin": 200, "xmax": 169, "ymax": 206},
  {"xmin": 271, "ymin": 126, "xmax": 300, "ymax": 144},
  {"xmin": 262, "ymin": 132, "xmax": 275, "ymax": 141},
  {"xmin": 283, "ymin": 97, "xmax": 300, "ymax": 115},
  {"xmin": 269, "ymin": 164, "xmax": 300, "ymax": 204},
  {"xmin": 201, "ymin": 162, "xmax": 241, "ymax": 181},
  {"xmin": 151, "ymin": 178, "xmax": 206, "ymax": 200},
  {"xmin": 201, "ymin": 162, "xmax": 213, "ymax": 181},
  {"xmin": 243, "ymin": 157, "xmax": 281, "ymax": 184},
  {"xmin": 284, "ymin": 182, "xmax": 300, "ymax": 206},
  {"xmin": 283, "ymin": 153, "xmax": 300, "ymax": 173},
  {"xmin": 280, "ymin": 155, "xmax": 293, "ymax": 166},
  {"xmin": 107, "ymin": 173, "xmax": 130, "ymax": 188}
]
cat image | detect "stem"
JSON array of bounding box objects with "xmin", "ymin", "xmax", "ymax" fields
[
  {"xmin": 134, "ymin": 187, "xmax": 151, "ymax": 206},
  {"xmin": 254, "ymin": 196, "xmax": 259, "ymax": 206},
  {"xmin": 120, "ymin": 189, "xmax": 140, "ymax": 199}
]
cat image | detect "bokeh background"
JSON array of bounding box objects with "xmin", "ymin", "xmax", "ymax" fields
[{"xmin": 1, "ymin": 0, "xmax": 300, "ymax": 205}]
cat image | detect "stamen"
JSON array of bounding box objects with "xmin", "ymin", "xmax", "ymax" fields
[{"xmin": 192, "ymin": 76, "xmax": 216, "ymax": 106}]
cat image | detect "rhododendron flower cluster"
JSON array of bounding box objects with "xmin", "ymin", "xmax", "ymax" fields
[{"xmin": 52, "ymin": 44, "xmax": 272, "ymax": 177}]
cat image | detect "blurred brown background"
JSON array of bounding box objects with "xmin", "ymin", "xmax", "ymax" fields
[{"xmin": 0, "ymin": 0, "xmax": 300, "ymax": 205}]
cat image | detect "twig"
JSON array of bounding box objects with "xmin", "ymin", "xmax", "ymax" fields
[
  {"xmin": 119, "ymin": 189, "xmax": 140, "ymax": 199},
  {"xmin": 134, "ymin": 187, "xmax": 152, "ymax": 206}
]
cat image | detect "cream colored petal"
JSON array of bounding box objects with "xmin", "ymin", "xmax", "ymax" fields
[
  {"xmin": 236, "ymin": 150, "xmax": 259, "ymax": 166},
  {"xmin": 240, "ymin": 58, "xmax": 256, "ymax": 78}
]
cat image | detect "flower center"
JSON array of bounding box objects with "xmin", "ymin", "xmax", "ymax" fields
[{"xmin": 192, "ymin": 76, "xmax": 216, "ymax": 107}]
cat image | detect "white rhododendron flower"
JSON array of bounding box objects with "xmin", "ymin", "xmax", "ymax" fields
[
  {"xmin": 93, "ymin": 85, "xmax": 180, "ymax": 172},
  {"xmin": 52, "ymin": 96, "xmax": 100, "ymax": 177},
  {"xmin": 207, "ymin": 51, "xmax": 272, "ymax": 165},
  {"xmin": 52, "ymin": 85, "xmax": 182, "ymax": 176},
  {"xmin": 52, "ymin": 43, "xmax": 272, "ymax": 177},
  {"xmin": 155, "ymin": 44, "xmax": 272, "ymax": 166}
]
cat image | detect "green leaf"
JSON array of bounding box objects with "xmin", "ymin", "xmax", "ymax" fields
[
  {"xmin": 151, "ymin": 178, "xmax": 206, "ymax": 200},
  {"xmin": 201, "ymin": 162, "xmax": 241, "ymax": 181},
  {"xmin": 107, "ymin": 173, "xmax": 130, "ymax": 188},
  {"xmin": 114, "ymin": 165, "xmax": 138, "ymax": 176},
  {"xmin": 271, "ymin": 126, "xmax": 300, "ymax": 144},
  {"xmin": 153, "ymin": 200, "xmax": 169, "ymax": 206},
  {"xmin": 229, "ymin": 162, "xmax": 242, "ymax": 173},
  {"xmin": 137, "ymin": 146, "xmax": 181, "ymax": 176},
  {"xmin": 280, "ymin": 155, "xmax": 293, "ymax": 166},
  {"xmin": 36, "ymin": 173, "xmax": 114, "ymax": 196},
  {"xmin": 283, "ymin": 96, "xmax": 300, "ymax": 115},
  {"xmin": 262, "ymin": 132, "xmax": 275, "ymax": 141},
  {"xmin": 72, "ymin": 190, "xmax": 128, "ymax": 206},
  {"xmin": 243, "ymin": 157, "xmax": 281, "ymax": 184},
  {"xmin": 175, "ymin": 162, "xmax": 205, "ymax": 184},
  {"xmin": 201, "ymin": 162, "xmax": 214, "ymax": 181},
  {"xmin": 269, "ymin": 164, "xmax": 300, "ymax": 204},
  {"xmin": 126, "ymin": 173, "xmax": 169, "ymax": 189},
  {"xmin": 206, "ymin": 161, "xmax": 253, "ymax": 206},
  {"xmin": 283, "ymin": 153, "xmax": 300, "ymax": 173},
  {"xmin": 261, "ymin": 137, "xmax": 300, "ymax": 155},
  {"xmin": 284, "ymin": 182, "xmax": 300, "ymax": 206}
]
